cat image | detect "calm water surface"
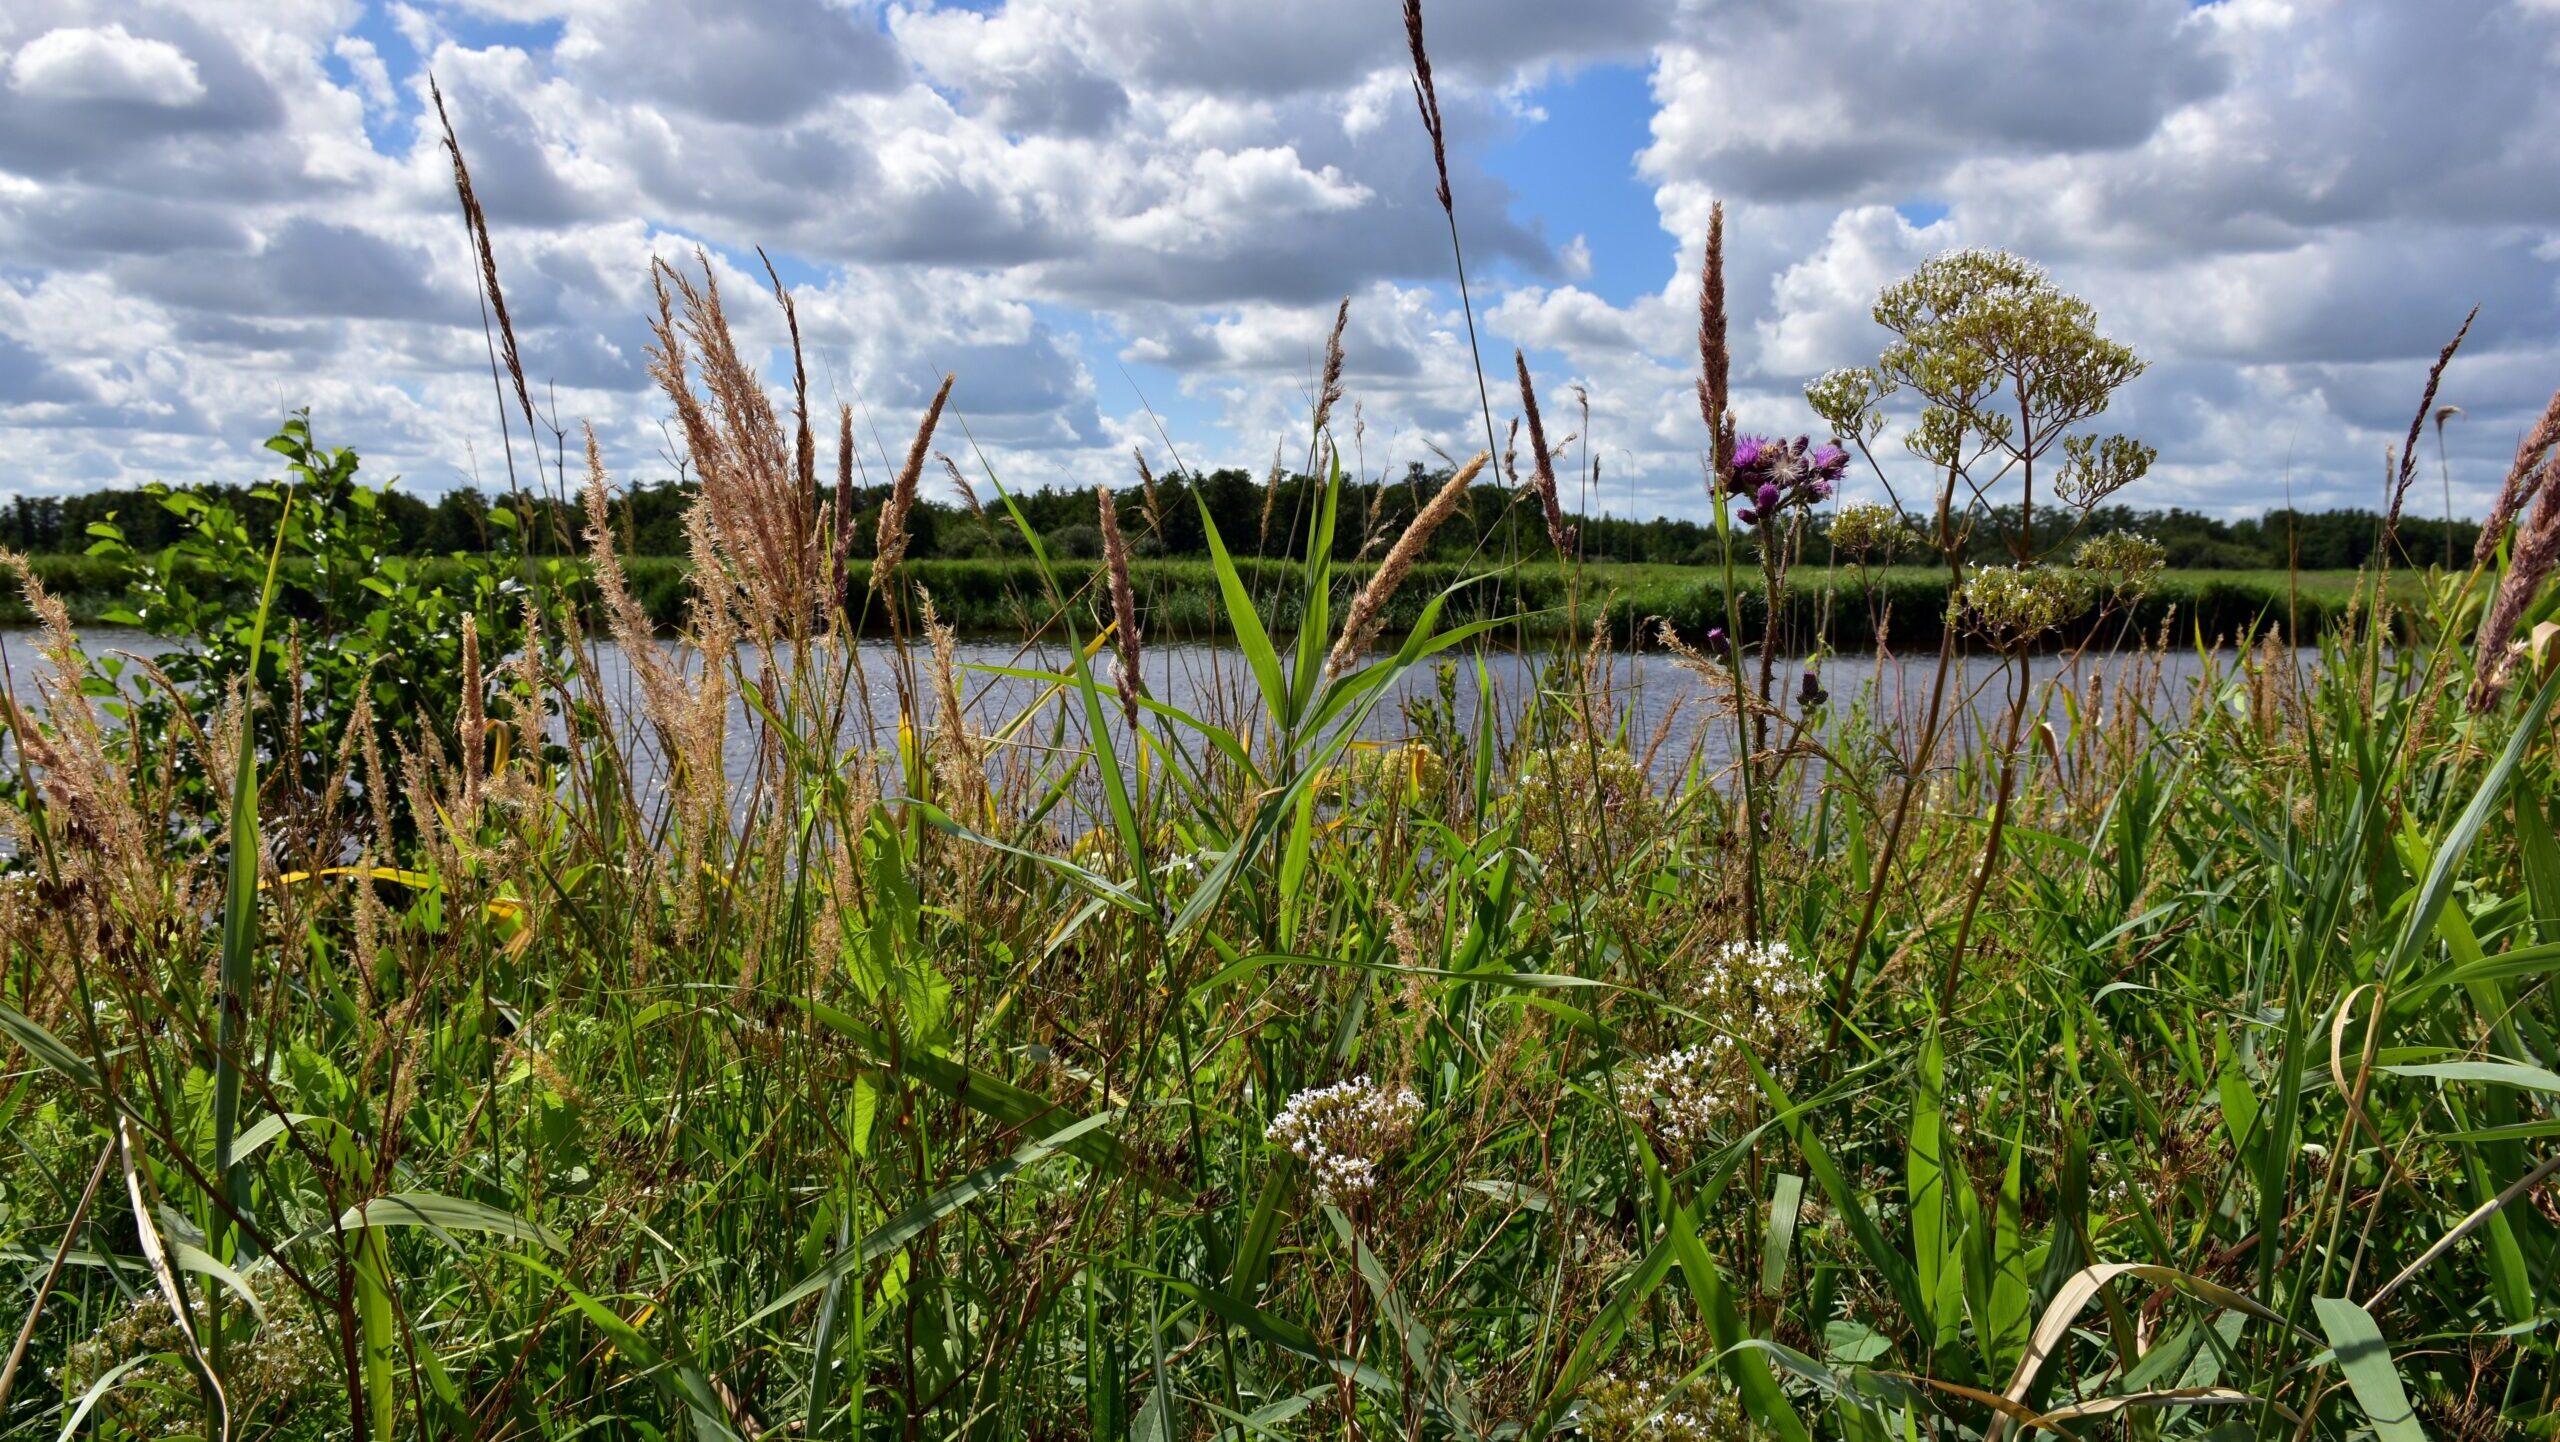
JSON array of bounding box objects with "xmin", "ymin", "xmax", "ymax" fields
[{"xmin": 0, "ymin": 626, "xmax": 2295, "ymax": 801}]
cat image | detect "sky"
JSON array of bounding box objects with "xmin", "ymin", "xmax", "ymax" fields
[{"xmin": 1, "ymin": 0, "xmax": 2555, "ymax": 523}]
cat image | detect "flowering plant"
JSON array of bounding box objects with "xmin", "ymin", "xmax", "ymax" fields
[
  {"xmin": 1266, "ymin": 1076, "xmax": 1423, "ymax": 1205},
  {"xmin": 1726, "ymin": 434, "xmax": 1849, "ymax": 527}
]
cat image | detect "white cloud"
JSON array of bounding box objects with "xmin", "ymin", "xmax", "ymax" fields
[
  {"xmin": 9, "ymin": 24, "xmax": 205, "ymax": 106},
  {"xmin": 0, "ymin": 0, "xmax": 2551, "ymax": 523},
  {"xmin": 332, "ymin": 35, "xmax": 393, "ymax": 114}
]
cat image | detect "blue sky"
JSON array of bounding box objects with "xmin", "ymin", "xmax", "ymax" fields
[{"xmin": 1, "ymin": 0, "xmax": 2555, "ymax": 521}]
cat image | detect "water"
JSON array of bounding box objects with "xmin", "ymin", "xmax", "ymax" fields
[{"xmin": 0, "ymin": 627, "xmax": 2283, "ymax": 799}]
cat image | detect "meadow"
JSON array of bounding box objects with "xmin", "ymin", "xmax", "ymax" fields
[{"xmin": 7, "ymin": 16, "xmax": 2560, "ymax": 1442}]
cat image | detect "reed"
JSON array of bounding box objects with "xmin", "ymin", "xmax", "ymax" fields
[
  {"xmin": 7, "ymin": 45, "xmax": 2560, "ymax": 1442},
  {"xmin": 874, "ymin": 373, "xmax": 956, "ymax": 584},
  {"xmin": 1326, "ymin": 449, "xmax": 1485, "ymax": 676}
]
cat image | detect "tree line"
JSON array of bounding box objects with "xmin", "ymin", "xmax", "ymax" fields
[{"xmin": 0, "ymin": 464, "xmax": 2482, "ymax": 572}]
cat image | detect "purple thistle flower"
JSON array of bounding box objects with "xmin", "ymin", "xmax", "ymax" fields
[
  {"xmin": 1810, "ymin": 479, "xmax": 1835, "ymax": 501},
  {"xmin": 1755, "ymin": 483, "xmax": 1781, "ymax": 514},
  {"xmin": 1810, "ymin": 443, "xmax": 1847, "ymax": 476},
  {"xmin": 1732, "ymin": 435, "xmax": 1766, "ymax": 469}
]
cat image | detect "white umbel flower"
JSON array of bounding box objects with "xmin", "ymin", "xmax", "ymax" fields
[{"xmin": 1266, "ymin": 1076, "xmax": 1423, "ymax": 1205}]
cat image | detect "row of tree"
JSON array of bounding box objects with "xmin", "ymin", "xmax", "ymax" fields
[{"xmin": 0, "ymin": 465, "xmax": 2482, "ymax": 572}]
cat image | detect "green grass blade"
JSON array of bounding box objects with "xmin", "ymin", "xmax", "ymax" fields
[
  {"xmin": 212, "ymin": 490, "xmax": 293, "ymax": 1259},
  {"xmin": 2310, "ymin": 1296, "xmax": 2428, "ymax": 1442}
]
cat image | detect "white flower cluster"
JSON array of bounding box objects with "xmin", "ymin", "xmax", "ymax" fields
[
  {"xmin": 2072, "ymin": 531, "xmax": 2167, "ymax": 586},
  {"xmin": 1635, "ymin": 940, "xmax": 1823, "ymax": 1157},
  {"xmin": 1266, "ymin": 1075, "xmax": 1422, "ymax": 1204},
  {"xmin": 1698, "ymin": 939, "xmax": 1819, "ymax": 1057},
  {"xmin": 1826, "ymin": 501, "xmax": 1911, "ymax": 558},
  {"xmin": 1955, "ymin": 564, "xmax": 2088, "ymax": 641},
  {"xmin": 1630, "ymin": 1044, "xmax": 1740, "ymax": 1154},
  {"xmin": 1575, "ymin": 1372, "xmax": 1753, "ymax": 1442}
]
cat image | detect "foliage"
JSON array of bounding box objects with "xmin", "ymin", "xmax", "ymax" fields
[
  {"xmin": 83, "ymin": 414, "xmax": 571, "ymax": 839},
  {"xmin": 3, "ymin": 261, "xmax": 2557, "ymax": 1442},
  {"xmin": 0, "ymin": 478, "xmax": 2486, "ymax": 575}
]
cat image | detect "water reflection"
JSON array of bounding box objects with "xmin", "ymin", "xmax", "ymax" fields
[{"xmin": 2, "ymin": 626, "xmax": 2295, "ymax": 803}]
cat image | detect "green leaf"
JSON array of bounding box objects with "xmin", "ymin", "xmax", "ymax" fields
[
  {"xmin": 53, "ymin": 1354, "xmax": 169, "ymax": 1442},
  {"xmin": 1196, "ymin": 498, "xmax": 1287, "ymax": 722},
  {"xmin": 1668, "ymin": 1204, "xmax": 1812, "ymax": 1442},
  {"xmin": 1760, "ymin": 1172, "xmax": 1806, "ymax": 1300},
  {"xmin": 2382, "ymin": 664, "xmax": 2560, "ymax": 984},
  {"xmin": 0, "ymin": 1003, "xmax": 98, "ymax": 1091},
  {"xmin": 2377, "ymin": 1061, "xmax": 2560, "ymax": 1093},
  {"xmin": 2517, "ymin": 786, "xmax": 2560, "ymax": 944},
  {"xmin": 1755, "ymin": 1060, "xmax": 1934, "ymax": 1363},
  {"xmin": 1909, "ymin": 1026, "xmax": 1959, "ymax": 1349},
  {"xmin": 339, "ymin": 1191, "xmax": 566, "ymax": 1254},
  {"xmin": 1325, "ymin": 1206, "xmax": 1482, "ymax": 1434},
  {"xmin": 2310, "ymin": 1296, "xmax": 2428, "ymax": 1442},
  {"xmin": 354, "ymin": 1222, "xmax": 398, "ymax": 1441},
  {"xmin": 498, "ymin": 1253, "xmax": 744, "ymax": 1442},
  {"xmin": 792, "ymin": 1000, "xmax": 1177, "ymax": 1194}
]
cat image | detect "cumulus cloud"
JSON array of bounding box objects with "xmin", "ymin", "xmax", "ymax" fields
[
  {"xmin": 0, "ymin": 0, "xmax": 2549, "ymax": 524},
  {"xmin": 9, "ymin": 23, "xmax": 205, "ymax": 105}
]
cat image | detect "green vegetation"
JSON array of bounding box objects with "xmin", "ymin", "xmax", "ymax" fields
[
  {"xmin": 0, "ymin": 547, "xmax": 2406, "ymax": 648},
  {"xmin": 4, "ymin": 25, "xmax": 2558, "ymax": 1442},
  {"xmin": 0, "ymin": 478, "xmax": 2479, "ymax": 577}
]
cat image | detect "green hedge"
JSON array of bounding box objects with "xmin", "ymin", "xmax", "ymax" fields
[{"xmin": 0, "ymin": 551, "xmax": 2355, "ymax": 649}]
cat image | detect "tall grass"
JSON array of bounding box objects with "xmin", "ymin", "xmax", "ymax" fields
[
  {"xmin": 2, "ymin": 385, "xmax": 2557, "ymax": 1436},
  {"xmin": 5, "ymin": 34, "xmax": 2560, "ymax": 1442}
]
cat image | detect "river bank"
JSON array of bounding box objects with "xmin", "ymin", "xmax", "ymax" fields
[{"xmin": 0, "ymin": 552, "xmax": 2395, "ymax": 648}]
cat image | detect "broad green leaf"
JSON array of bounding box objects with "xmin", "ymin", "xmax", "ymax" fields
[{"xmin": 2311, "ymin": 1296, "xmax": 2428, "ymax": 1442}]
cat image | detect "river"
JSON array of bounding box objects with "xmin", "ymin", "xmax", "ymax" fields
[{"xmin": 0, "ymin": 626, "xmax": 2290, "ymax": 800}]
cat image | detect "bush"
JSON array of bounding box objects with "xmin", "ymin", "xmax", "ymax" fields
[{"xmin": 87, "ymin": 414, "xmax": 575, "ymax": 838}]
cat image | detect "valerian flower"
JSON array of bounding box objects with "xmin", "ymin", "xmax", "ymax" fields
[
  {"xmin": 1952, "ymin": 564, "xmax": 2087, "ymax": 645},
  {"xmin": 1825, "ymin": 501, "xmax": 1912, "ymax": 560},
  {"xmin": 1577, "ymin": 1373, "xmax": 1763, "ymax": 1442},
  {"xmin": 1632, "ymin": 940, "xmax": 1821, "ymax": 1156},
  {"xmin": 2072, "ymin": 531, "xmax": 2166, "ymax": 597},
  {"xmin": 1267, "ymin": 1076, "xmax": 1423, "ymax": 1204},
  {"xmin": 1699, "ymin": 939, "xmax": 1818, "ymax": 1057},
  {"xmin": 1629, "ymin": 1043, "xmax": 1739, "ymax": 1155}
]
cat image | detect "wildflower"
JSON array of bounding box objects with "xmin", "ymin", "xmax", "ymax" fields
[
  {"xmin": 1267, "ymin": 1075, "xmax": 1423, "ymax": 1204},
  {"xmin": 1826, "ymin": 501, "xmax": 1910, "ymax": 560},
  {"xmin": 2055, "ymin": 432, "xmax": 2157, "ymax": 510},
  {"xmin": 1576, "ymin": 1373, "xmax": 1761, "ymax": 1442},
  {"xmin": 2072, "ymin": 532, "xmax": 2166, "ymax": 597},
  {"xmin": 1626, "ymin": 938, "xmax": 1819, "ymax": 1157},
  {"xmin": 1953, "ymin": 564, "xmax": 2086, "ymax": 644},
  {"xmin": 1727, "ymin": 434, "xmax": 1849, "ymax": 526},
  {"xmin": 1698, "ymin": 939, "xmax": 1819, "ymax": 1057},
  {"xmin": 1804, "ymin": 365, "xmax": 1893, "ymax": 443},
  {"xmin": 1630, "ymin": 1043, "xmax": 1739, "ymax": 1155},
  {"xmin": 1796, "ymin": 667, "xmax": 1829, "ymax": 711}
]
